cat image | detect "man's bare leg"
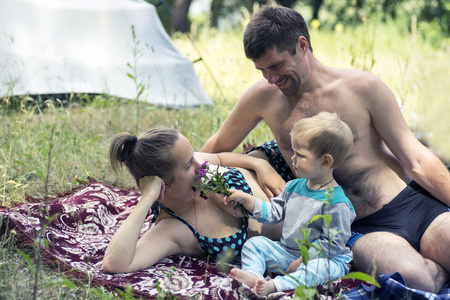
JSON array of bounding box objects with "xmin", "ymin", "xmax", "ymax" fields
[
  {"xmin": 352, "ymin": 231, "xmax": 448, "ymax": 293},
  {"xmin": 420, "ymin": 213, "xmax": 450, "ymax": 286},
  {"xmin": 253, "ymin": 279, "xmax": 276, "ymax": 295},
  {"xmin": 229, "ymin": 268, "xmax": 259, "ymax": 288}
]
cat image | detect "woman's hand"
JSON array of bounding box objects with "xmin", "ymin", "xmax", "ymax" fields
[
  {"xmin": 287, "ymin": 257, "xmax": 303, "ymax": 273},
  {"xmin": 139, "ymin": 175, "xmax": 165, "ymax": 203},
  {"xmin": 118, "ymin": 176, "xmax": 163, "ymax": 218},
  {"xmin": 254, "ymin": 161, "xmax": 286, "ymax": 198}
]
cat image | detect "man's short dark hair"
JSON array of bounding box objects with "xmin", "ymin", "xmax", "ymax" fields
[{"xmin": 243, "ymin": 6, "xmax": 313, "ymax": 60}]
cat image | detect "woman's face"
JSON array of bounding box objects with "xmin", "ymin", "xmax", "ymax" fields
[{"xmin": 166, "ymin": 134, "xmax": 202, "ymax": 198}]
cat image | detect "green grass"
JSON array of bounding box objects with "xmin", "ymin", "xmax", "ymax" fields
[{"xmin": 0, "ymin": 17, "xmax": 449, "ymax": 298}]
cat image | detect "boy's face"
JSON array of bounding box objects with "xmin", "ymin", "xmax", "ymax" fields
[{"xmin": 290, "ymin": 138, "xmax": 323, "ymax": 179}]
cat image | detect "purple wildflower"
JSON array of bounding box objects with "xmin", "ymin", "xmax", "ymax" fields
[{"xmin": 197, "ymin": 168, "xmax": 207, "ymax": 178}]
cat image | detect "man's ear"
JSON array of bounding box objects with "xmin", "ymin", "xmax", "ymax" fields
[
  {"xmin": 322, "ymin": 154, "xmax": 334, "ymax": 167},
  {"xmin": 297, "ymin": 36, "xmax": 309, "ymax": 55}
]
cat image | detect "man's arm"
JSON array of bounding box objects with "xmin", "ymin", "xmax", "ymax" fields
[
  {"xmin": 201, "ymin": 80, "xmax": 266, "ymax": 153},
  {"xmin": 368, "ymin": 75, "xmax": 450, "ymax": 206}
]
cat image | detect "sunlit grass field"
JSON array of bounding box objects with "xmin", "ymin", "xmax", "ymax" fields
[{"xmin": 1, "ymin": 16, "xmax": 449, "ymax": 298}]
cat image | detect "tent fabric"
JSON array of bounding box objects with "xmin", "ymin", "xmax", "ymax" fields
[{"xmin": 0, "ymin": 0, "xmax": 213, "ymax": 108}]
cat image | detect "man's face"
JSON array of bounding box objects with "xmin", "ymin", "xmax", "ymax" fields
[{"xmin": 253, "ymin": 47, "xmax": 305, "ymax": 96}]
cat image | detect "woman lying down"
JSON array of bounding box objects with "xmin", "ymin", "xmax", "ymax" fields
[{"xmin": 102, "ymin": 128, "xmax": 284, "ymax": 273}]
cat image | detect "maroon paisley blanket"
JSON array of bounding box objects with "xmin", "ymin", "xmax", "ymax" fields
[{"xmin": 1, "ymin": 180, "xmax": 361, "ymax": 299}]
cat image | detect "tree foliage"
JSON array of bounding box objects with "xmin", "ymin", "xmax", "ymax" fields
[{"xmin": 148, "ymin": 0, "xmax": 450, "ymax": 37}]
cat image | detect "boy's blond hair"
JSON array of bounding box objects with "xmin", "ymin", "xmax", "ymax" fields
[{"xmin": 290, "ymin": 111, "xmax": 353, "ymax": 168}]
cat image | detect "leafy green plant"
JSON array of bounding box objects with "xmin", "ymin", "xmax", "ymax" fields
[
  {"xmin": 291, "ymin": 189, "xmax": 379, "ymax": 297},
  {"xmin": 194, "ymin": 161, "xmax": 249, "ymax": 217},
  {"xmin": 127, "ymin": 25, "xmax": 146, "ymax": 134}
]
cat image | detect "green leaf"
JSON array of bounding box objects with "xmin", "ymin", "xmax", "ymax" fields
[
  {"xmin": 137, "ymin": 84, "xmax": 146, "ymax": 97},
  {"xmin": 308, "ymin": 214, "xmax": 332, "ymax": 228},
  {"xmin": 308, "ymin": 214, "xmax": 323, "ymax": 224},
  {"xmin": 294, "ymin": 285, "xmax": 318, "ymax": 300},
  {"xmin": 300, "ymin": 245, "xmax": 309, "ymax": 265},
  {"xmin": 126, "ymin": 73, "xmax": 135, "ymax": 80},
  {"xmin": 31, "ymin": 166, "xmax": 46, "ymax": 182},
  {"xmin": 45, "ymin": 275, "xmax": 77, "ymax": 288},
  {"xmin": 341, "ymin": 271, "xmax": 380, "ymax": 287},
  {"xmin": 43, "ymin": 239, "xmax": 49, "ymax": 249},
  {"xmin": 17, "ymin": 249, "xmax": 35, "ymax": 273}
]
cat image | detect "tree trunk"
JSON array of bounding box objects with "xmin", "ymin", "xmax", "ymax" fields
[
  {"xmin": 210, "ymin": 0, "xmax": 224, "ymax": 28},
  {"xmin": 276, "ymin": 0, "xmax": 297, "ymax": 8},
  {"xmin": 170, "ymin": 0, "xmax": 192, "ymax": 32},
  {"xmin": 355, "ymin": 0, "xmax": 364, "ymax": 23},
  {"xmin": 311, "ymin": 0, "xmax": 323, "ymax": 20}
]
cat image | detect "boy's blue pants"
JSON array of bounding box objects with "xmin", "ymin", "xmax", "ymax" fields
[{"xmin": 241, "ymin": 236, "xmax": 352, "ymax": 292}]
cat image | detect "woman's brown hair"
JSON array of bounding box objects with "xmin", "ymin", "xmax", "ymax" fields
[{"xmin": 109, "ymin": 128, "xmax": 180, "ymax": 187}]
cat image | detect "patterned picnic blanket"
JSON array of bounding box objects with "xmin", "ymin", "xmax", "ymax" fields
[
  {"xmin": 344, "ymin": 272, "xmax": 450, "ymax": 300},
  {"xmin": 3, "ymin": 180, "xmax": 446, "ymax": 299}
]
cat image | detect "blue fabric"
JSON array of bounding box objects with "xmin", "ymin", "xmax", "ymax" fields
[
  {"xmin": 151, "ymin": 201, "xmax": 248, "ymax": 260},
  {"xmin": 344, "ymin": 272, "xmax": 450, "ymax": 300},
  {"xmin": 223, "ymin": 167, "xmax": 253, "ymax": 195},
  {"xmin": 260, "ymin": 201, "xmax": 268, "ymax": 223},
  {"xmin": 346, "ymin": 232, "xmax": 363, "ymax": 248},
  {"xmin": 246, "ymin": 140, "xmax": 296, "ymax": 182},
  {"xmin": 240, "ymin": 236, "xmax": 351, "ymax": 292}
]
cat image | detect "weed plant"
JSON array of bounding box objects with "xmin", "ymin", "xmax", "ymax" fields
[{"xmin": 0, "ymin": 16, "xmax": 448, "ymax": 298}]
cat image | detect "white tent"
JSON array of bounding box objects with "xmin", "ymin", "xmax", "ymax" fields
[{"xmin": 0, "ymin": 0, "xmax": 213, "ymax": 108}]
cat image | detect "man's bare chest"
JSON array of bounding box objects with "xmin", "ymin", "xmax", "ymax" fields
[{"xmin": 266, "ymin": 99, "xmax": 344, "ymax": 149}]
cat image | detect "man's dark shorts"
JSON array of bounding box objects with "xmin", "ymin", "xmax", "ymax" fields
[
  {"xmin": 246, "ymin": 140, "xmax": 295, "ymax": 182},
  {"xmin": 347, "ymin": 180, "xmax": 449, "ymax": 252}
]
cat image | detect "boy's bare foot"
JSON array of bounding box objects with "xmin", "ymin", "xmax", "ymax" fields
[
  {"xmin": 253, "ymin": 278, "xmax": 276, "ymax": 295},
  {"xmin": 229, "ymin": 268, "xmax": 258, "ymax": 288}
]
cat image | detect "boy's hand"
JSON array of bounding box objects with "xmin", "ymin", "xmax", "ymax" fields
[
  {"xmin": 287, "ymin": 257, "xmax": 303, "ymax": 273},
  {"xmin": 224, "ymin": 189, "xmax": 246, "ymax": 206}
]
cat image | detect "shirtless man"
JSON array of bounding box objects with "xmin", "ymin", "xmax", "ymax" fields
[{"xmin": 201, "ymin": 6, "xmax": 450, "ymax": 293}]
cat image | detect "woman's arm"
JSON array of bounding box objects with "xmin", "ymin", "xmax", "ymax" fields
[{"xmin": 102, "ymin": 176, "xmax": 171, "ymax": 273}]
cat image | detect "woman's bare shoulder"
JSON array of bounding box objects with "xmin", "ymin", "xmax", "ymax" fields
[{"xmin": 145, "ymin": 218, "xmax": 201, "ymax": 255}]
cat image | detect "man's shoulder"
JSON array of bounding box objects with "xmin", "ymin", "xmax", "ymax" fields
[
  {"xmin": 242, "ymin": 79, "xmax": 283, "ymax": 102},
  {"xmin": 330, "ymin": 67, "xmax": 381, "ymax": 89}
]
